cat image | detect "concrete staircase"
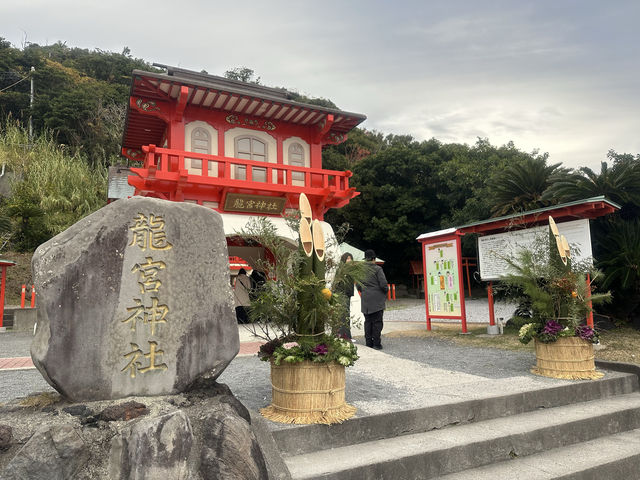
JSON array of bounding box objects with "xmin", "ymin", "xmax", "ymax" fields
[{"xmin": 266, "ymin": 368, "xmax": 640, "ymax": 479}]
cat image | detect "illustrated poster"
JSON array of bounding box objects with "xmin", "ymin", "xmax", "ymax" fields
[{"xmin": 425, "ymin": 241, "xmax": 461, "ymax": 317}]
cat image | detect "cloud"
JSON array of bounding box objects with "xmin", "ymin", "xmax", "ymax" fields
[{"xmin": 1, "ymin": 0, "xmax": 639, "ymax": 170}]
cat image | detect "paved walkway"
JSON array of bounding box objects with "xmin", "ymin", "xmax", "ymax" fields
[
  {"xmin": 0, "ymin": 343, "xmax": 266, "ymax": 371},
  {"xmin": 0, "ymin": 357, "xmax": 33, "ymax": 371}
]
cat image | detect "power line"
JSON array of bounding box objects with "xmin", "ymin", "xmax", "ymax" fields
[{"xmin": 0, "ymin": 71, "xmax": 32, "ymax": 93}]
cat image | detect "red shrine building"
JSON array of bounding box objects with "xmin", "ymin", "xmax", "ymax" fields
[{"xmin": 116, "ymin": 65, "xmax": 366, "ymax": 267}]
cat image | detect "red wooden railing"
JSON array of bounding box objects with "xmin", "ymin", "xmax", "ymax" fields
[{"xmin": 137, "ymin": 145, "xmax": 354, "ymax": 194}]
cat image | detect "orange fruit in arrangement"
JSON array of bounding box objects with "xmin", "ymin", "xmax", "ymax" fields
[{"xmin": 321, "ymin": 288, "xmax": 332, "ymax": 299}]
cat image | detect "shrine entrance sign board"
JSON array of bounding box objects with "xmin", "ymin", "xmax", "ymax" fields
[{"xmin": 417, "ymin": 196, "xmax": 620, "ymax": 333}]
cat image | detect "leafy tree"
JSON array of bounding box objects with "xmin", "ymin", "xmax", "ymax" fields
[
  {"xmin": 4, "ymin": 182, "xmax": 51, "ymax": 251},
  {"xmin": 327, "ymin": 141, "xmax": 442, "ymax": 281},
  {"xmin": 224, "ymin": 67, "xmax": 261, "ymax": 84},
  {"xmin": 486, "ymin": 154, "xmax": 564, "ymax": 216},
  {"xmin": 538, "ymin": 149, "xmax": 640, "ymax": 324},
  {"xmin": 595, "ymin": 220, "xmax": 640, "ymax": 324},
  {"xmin": 322, "ymin": 128, "xmax": 386, "ymax": 172},
  {"xmin": 0, "ymin": 39, "xmax": 156, "ymax": 166}
]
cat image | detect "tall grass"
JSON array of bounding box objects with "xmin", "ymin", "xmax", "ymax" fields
[{"xmin": 0, "ymin": 121, "xmax": 107, "ymax": 240}]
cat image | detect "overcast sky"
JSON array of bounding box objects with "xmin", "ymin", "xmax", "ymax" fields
[{"xmin": 3, "ymin": 1, "xmax": 639, "ymax": 170}]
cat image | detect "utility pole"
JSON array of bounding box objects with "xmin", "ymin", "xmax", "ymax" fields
[{"xmin": 29, "ymin": 66, "xmax": 34, "ymax": 143}]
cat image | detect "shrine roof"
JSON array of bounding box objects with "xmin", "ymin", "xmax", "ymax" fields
[
  {"xmin": 123, "ymin": 65, "xmax": 366, "ymax": 151},
  {"xmin": 417, "ymin": 196, "xmax": 620, "ymax": 241}
]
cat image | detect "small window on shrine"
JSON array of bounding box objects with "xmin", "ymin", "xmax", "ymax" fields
[
  {"xmin": 235, "ymin": 136, "xmax": 267, "ymax": 182},
  {"xmin": 288, "ymin": 143, "xmax": 305, "ymax": 186},
  {"xmin": 187, "ymin": 127, "xmax": 214, "ymax": 174}
]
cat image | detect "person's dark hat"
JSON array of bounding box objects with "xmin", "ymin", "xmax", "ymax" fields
[{"xmin": 364, "ymin": 249, "xmax": 376, "ymax": 261}]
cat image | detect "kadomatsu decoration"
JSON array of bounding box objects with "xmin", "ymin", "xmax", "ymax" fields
[
  {"xmin": 239, "ymin": 193, "xmax": 369, "ymax": 424},
  {"xmin": 502, "ymin": 216, "xmax": 610, "ymax": 380}
]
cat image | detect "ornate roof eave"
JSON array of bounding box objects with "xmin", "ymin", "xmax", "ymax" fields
[{"xmin": 130, "ymin": 67, "xmax": 366, "ymax": 129}]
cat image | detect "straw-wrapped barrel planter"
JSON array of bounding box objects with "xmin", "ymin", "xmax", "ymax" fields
[
  {"xmin": 260, "ymin": 360, "xmax": 356, "ymax": 425},
  {"xmin": 532, "ymin": 337, "xmax": 603, "ymax": 380}
]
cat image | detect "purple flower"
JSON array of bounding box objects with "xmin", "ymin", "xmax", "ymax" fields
[
  {"xmin": 576, "ymin": 325, "xmax": 595, "ymax": 341},
  {"xmin": 542, "ymin": 320, "xmax": 563, "ymax": 335},
  {"xmin": 312, "ymin": 344, "xmax": 328, "ymax": 356}
]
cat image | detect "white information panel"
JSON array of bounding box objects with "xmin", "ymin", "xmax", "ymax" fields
[{"xmin": 477, "ymin": 219, "xmax": 592, "ymax": 281}]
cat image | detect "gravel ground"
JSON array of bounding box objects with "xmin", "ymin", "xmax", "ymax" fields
[
  {"xmin": 216, "ymin": 334, "xmax": 537, "ymax": 416},
  {"xmin": 0, "ymin": 370, "xmax": 53, "ymax": 404},
  {"xmin": 0, "ymin": 332, "xmax": 33, "ymax": 358},
  {"xmin": 373, "ymin": 335, "xmax": 535, "ymax": 378}
]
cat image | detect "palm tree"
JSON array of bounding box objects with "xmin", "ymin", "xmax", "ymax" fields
[
  {"xmin": 596, "ymin": 219, "xmax": 640, "ymax": 322},
  {"xmin": 487, "ymin": 156, "xmax": 565, "ymax": 217},
  {"xmin": 543, "ymin": 160, "xmax": 640, "ymax": 207}
]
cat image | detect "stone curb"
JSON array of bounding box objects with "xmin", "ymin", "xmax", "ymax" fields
[{"xmin": 271, "ymin": 372, "xmax": 638, "ymax": 457}]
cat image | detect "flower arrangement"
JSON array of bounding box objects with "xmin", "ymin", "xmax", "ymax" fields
[
  {"xmin": 258, "ymin": 334, "xmax": 358, "ymax": 366},
  {"xmin": 500, "ymin": 217, "xmax": 610, "ymax": 345},
  {"xmin": 239, "ymin": 194, "xmax": 369, "ymax": 365}
]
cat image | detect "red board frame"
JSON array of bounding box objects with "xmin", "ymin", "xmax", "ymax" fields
[{"xmin": 420, "ymin": 233, "xmax": 468, "ymax": 333}]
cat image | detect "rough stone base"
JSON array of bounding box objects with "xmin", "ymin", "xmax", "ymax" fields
[{"xmin": 0, "ymin": 380, "xmax": 269, "ymax": 480}]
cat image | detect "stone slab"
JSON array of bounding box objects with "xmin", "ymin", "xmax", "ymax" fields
[{"xmin": 31, "ymin": 197, "xmax": 239, "ymax": 401}]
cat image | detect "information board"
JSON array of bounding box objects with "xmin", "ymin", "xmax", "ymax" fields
[
  {"xmin": 425, "ymin": 240, "xmax": 462, "ymax": 316},
  {"xmin": 477, "ymin": 218, "xmax": 592, "ymax": 281}
]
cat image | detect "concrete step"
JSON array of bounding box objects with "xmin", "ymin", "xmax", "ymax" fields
[
  {"xmin": 273, "ymin": 372, "xmax": 638, "ymax": 457},
  {"xmin": 438, "ymin": 428, "xmax": 640, "ymax": 480},
  {"xmin": 284, "ymin": 392, "xmax": 640, "ymax": 480}
]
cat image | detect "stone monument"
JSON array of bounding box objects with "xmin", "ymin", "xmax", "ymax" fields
[{"xmin": 31, "ymin": 197, "xmax": 239, "ymax": 401}]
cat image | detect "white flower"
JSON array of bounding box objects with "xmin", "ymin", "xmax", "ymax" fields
[
  {"xmin": 518, "ymin": 323, "xmax": 534, "ymax": 339},
  {"xmin": 338, "ymin": 356, "xmax": 350, "ymax": 366}
]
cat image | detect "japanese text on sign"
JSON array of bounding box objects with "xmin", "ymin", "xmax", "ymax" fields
[
  {"xmin": 224, "ymin": 193, "xmax": 286, "ymax": 214},
  {"xmin": 121, "ymin": 213, "xmax": 172, "ymax": 378}
]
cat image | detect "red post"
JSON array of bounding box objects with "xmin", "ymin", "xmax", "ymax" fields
[
  {"xmin": 21, "ymin": 284, "xmax": 26, "ymax": 308},
  {"xmin": 421, "ymin": 242, "xmax": 431, "ymax": 331},
  {"xmin": 0, "ymin": 266, "xmax": 6, "ymax": 328},
  {"xmin": 30, "ymin": 285, "xmax": 36, "ymax": 308},
  {"xmin": 586, "ymin": 273, "xmax": 594, "ymax": 328},
  {"xmin": 387, "ymin": 285, "xmax": 391, "ymax": 300},
  {"xmin": 456, "ymin": 235, "xmax": 468, "ymax": 333},
  {"xmin": 487, "ymin": 281, "xmax": 496, "ymax": 326},
  {"xmin": 392, "ymin": 284, "xmax": 396, "ymax": 300}
]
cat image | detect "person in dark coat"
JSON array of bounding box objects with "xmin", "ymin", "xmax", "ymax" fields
[{"xmin": 357, "ymin": 249, "xmax": 388, "ymax": 349}]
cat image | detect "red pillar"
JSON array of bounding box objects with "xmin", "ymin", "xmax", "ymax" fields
[
  {"xmin": 421, "ymin": 242, "xmax": 431, "ymax": 331},
  {"xmin": 0, "ymin": 266, "xmax": 6, "ymax": 328},
  {"xmin": 456, "ymin": 235, "xmax": 468, "ymax": 333},
  {"xmin": 217, "ymin": 126, "xmax": 226, "ymax": 177},
  {"xmin": 487, "ymin": 281, "xmax": 496, "ymax": 326},
  {"xmin": 276, "ymin": 136, "xmax": 285, "ymax": 184},
  {"xmin": 586, "ymin": 273, "xmax": 594, "ymax": 328}
]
